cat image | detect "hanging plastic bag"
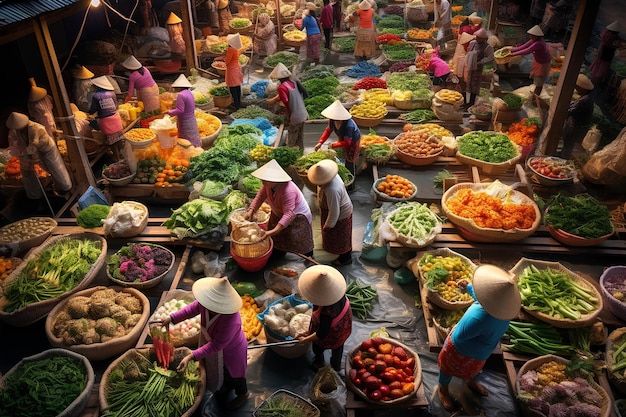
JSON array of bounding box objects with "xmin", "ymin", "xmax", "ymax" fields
[
  {"xmin": 581, "ymin": 125, "xmax": 602, "ymax": 153},
  {"xmin": 582, "ymin": 126, "xmax": 626, "ymax": 184},
  {"xmin": 308, "ymin": 366, "xmax": 347, "ymax": 417}
]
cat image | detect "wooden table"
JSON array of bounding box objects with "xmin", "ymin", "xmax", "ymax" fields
[{"xmin": 345, "ymin": 384, "xmax": 428, "ymax": 417}]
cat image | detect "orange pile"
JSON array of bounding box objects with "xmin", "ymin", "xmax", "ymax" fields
[{"xmin": 376, "ymin": 174, "xmax": 415, "ymax": 199}]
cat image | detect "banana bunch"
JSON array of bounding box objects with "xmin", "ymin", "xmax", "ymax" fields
[
  {"xmin": 284, "ymin": 30, "xmax": 306, "ymax": 41},
  {"xmin": 435, "ymin": 89, "xmax": 464, "ymax": 104},
  {"xmin": 363, "ymin": 89, "xmax": 393, "ymax": 106},
  {"xmin": 249, "ymin": 144, "xmax": 274, "ymax": 163},
  {"xmin": 350, "ymin": 101, "xmax": 387, "ymax": 119}
]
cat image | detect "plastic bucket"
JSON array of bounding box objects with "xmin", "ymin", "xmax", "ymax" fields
[{"xmin": 154, "ymin": 128, "xmax": 176, "ymax": 148}]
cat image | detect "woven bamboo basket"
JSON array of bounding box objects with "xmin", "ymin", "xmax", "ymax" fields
[
  {"xmin": 546, "ymin": 225, "xmax": 614, "ymax": 247},
  {"xmin": 352, "ymin": 112, "xmax": 387, "ymax": 128},
  {"xmin": 99, "ymin": 346, "xmax": 206, "ymax": 417},
  {"xmin": 455, "ymin": 148, "xmax": 522, "ymax": 174},
  {"xmin": 1, "ymin": 348, "xmax": 95, "ymax": 417},
  {"xmin": 413, "ymin": 248, "xmax": 477, "ymax": 311},
  {"xmin": 372, "ymin": 177, "xmax": 417, "ymax": 202},
  {"xmin": 283, "ymin": 37, "xmax": 306, "ymax": 47},
  {"xmin": 346, "ymin": 336, "xmax": 422, "ymax": 404},
  {"xmin": 606, "ymin": 328, "xmax": 626, "ymax": 395},
  {"xmin": 509, "ymin": 258, "xmax": 603, "ymax": 328},
  {"xmin": 254, "ymin": 389, "xmax": 320, "ymax": 417},
  {"xmin": 106, "ymin": 243, "xmax": 175, "ymax": 289},
  {"xmin": 229, "ymin": 23, "xmax": 254, "ymax": 35},
  {"xmin": 0, "ymin": 217, "xmax": 57, "ymax": 256},
  {"xmin": 149, "ymin": 289, "xmax": 200, "ymax": 348},
  {"xmin": 0, "ymin": 233, "xmax": 106, "ymax": 327},
  {"xmin": 45, "ymin": 286, "xmax": 150, "ymax": 361},
  {"xmin": 515, "ymin": 354, "xmax": 611, "ymax": 417},
  {"xmin": 103, "ymin": 201, "xmax": 149, "ymax": 238},
  {"xmin": 441, "ymin": 182, "xmax": 541, "ymax": 243},
  {"xmin": 230, "ymin": 224, "xmax": 272, "ymax": 258}
]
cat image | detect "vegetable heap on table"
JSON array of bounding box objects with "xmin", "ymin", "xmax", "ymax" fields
[
  {"xmin": 502, "ymin": 321, "xmax": 574, "ymax": 356},
  {"xmin": 270, "ymin": 146, "xmax": 303, "ymax": 168},
  {"xmin": 419, "ymin": 254, "xmax": 474, "ymax": 303},
  {"xmin": 103, "ymin": 160, "xmax": 133, "ymax": 180},
  {"xmin": 52, "ymin": 287, "xmax": 144, "ymax": 345},
  {"xmin": 76, "ymin": 204, "xmax": 110, "ymax": 228},
  {"xmin": 502, "ymin": 93, "xmax": 523, "ymax": 109},
  {"xmin": 518, "ymin": 264, "xmax": 600, "ymax": 321},
  {"xmin": 353, "ymin": 77, "xmax": 388, "ymax": 90},
  {"xmin": 240, "ymin": 294, "xmax": 263, "ymax": 340},
  {"xmin": 102, "ymin": 348, "xmax": 201, "ymax": 417},
  {"xmin": 376, "ymin": 174, "xmax": 415, "ymax": 199},
  {"xmin": 348, "ymin": 337, "xmax": 417, "ymax": 402},
  {"xmin": 518, "ymin": 359, "xmax": 604, "ymax": 417},
  {"xmin": 262, "ymin": 298, "xmax": 312, "ymax": 339},
  {"xmin": 301, "ymin": 65, "xmax": 335, "ymax": 82},
  {"xmin": 209, "ymin": 86, "xmax": 230, "ymax": 97},
  {"xmin": 387, "ymin": 72, "xmax": 432, "ymax": 91},
  {"xmin": 345, "ymin": 61, "xmax": 382, "ymax": 79},
  {"xmin": 256, "ymin": 391, "xmax": 319, "ymax": 417},
  {"xmin": 305, "ymin": 94, "xmax": 335, "ymax": 120},
  {"xmin": 609, "ymin": 330, "xmax": 626, "ymax": 380},
  {"xmin": 230, "ymin": 17, "xmax": 251, "ymax": 28},
  {"xmin": 350, "ymin": 101, "xmax": 387, "ymax": 119},
  {"xmin": 346, "ymin": 281, "xmax": 378, "ymax": 320},
  {"xmin": 385, "ymin": 202, "xmax": 442, "ymax": 247},
  {"xmin": 389, "ymin": 60, "xmax": 413, "ymax": 73},
  {"xmin": 457, "ymin": 131, "xmax": 518, "ymax": 163},
  {"xmin": 376, "ymin": 33, "xmax": 402, "ymax": 44},
  {"xmin": 3, "ymin": 237, "xmax": 102, "ymax": 312},
  {"xmin": 507, "ymin": 117, "xmax": 540, "ymax": 146},
  {"xmin": 151, "ymin": 298, "xmax": 200, "ymax": 346},
  {"xmin": 293, "ymin": 150, "xmax": 353, "ymax": 185},
  {"xmin": 395, "ymin": 130, "xmax": 444, "ymax": 159},
  {"xmin": 231, "ymin": 104, "xmax": 284, "ymax": 125},
  {"xmin": 364, "ymin": 144, "xmax": 394, "ymax": 162},
  {"xmin": 543, "ymin": 194, "xmax": 614, "ymax": 239},
  {"xmin": 0, "ymin": 354, "xmax": 88, "ymax": 417},
  {"xmin": 303, "ymin": 75, "xmax": 339, "ymax": 96},
  {"xmin": 381, "ymin": 43, "xmax": 417, "ymax": 61},
  {"xmin": 163, "ymin": 198, "xmax": 231, "ymax": 239},
  {"xmin": 107, "ymin": 243, "xmax": 173, "ymax": 283}
]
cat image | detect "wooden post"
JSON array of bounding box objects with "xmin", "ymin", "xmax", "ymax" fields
[
  {"xmin": 487, "ymin": 0, "xmax": 498, "ymax": 31},
  {"xmin": 537, "ymin": 0, "xmax": 599, "ymax": 156},
  {"xmin": 181, "ymin": 0, "xmax": 198, "ymax": 72},
  {"xmin": 33, "ymin": 16, "xmax": 96, "ymax": 193},
  {"xmin": 276, "ymin": 0, "xmax": 284, "ymax": 49}
]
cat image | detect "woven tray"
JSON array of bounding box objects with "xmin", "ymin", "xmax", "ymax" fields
[
  {"xmin": 441, "ymin": 182, "xmax": 541, "ymax": 243},
  {"xmin": 0, "ymin": 216, "xmax": 57, "ymax": 256},
  {"xmin": 103, "ymin": 201, "xmax": 149, "ymax": 238},
  {"xmin": 345, "ymin": 336, "xmax": 422, "ymax": 405},
  {"xmin": 606, "ymin": 328, "xmax": 626, "ymax": 395},
  {"xmin": 0, "ymin": 233, "xmax": 106, "ymax": 327},
  {"xmin": 515, "ymin": 354, "xmax": 610, "ymax": 417},
  {"xmin": 99, "ymin": 346, "xmax": 206, "ymax": 417},
  {"xmin": 456, "ymin": 145, "xmax": 522, "ymax": 174},
  {"xmin": 600, "ymin": 266, "xmax": 626, "ymax": 322},
  {"xmin": 106, "ymin": 243, "xmax": 175, "ymax": 289},
  {"xmin": 509, "ymin": 258, "xmax": 603, "ymax": 328},
  {"xmin": 1, "ymin": 348, "xmax": 95, "ymax": 417},
  {"xmin": 372, "ymin": 177, "xmax": 418, "ymax": 203},
  {"xmin": 254, "ymin": 389, "xmax": 320, "ymax": 417},
  {"xmin": 412, "ymin": 248, "xmax": 476, "ymax": 311},
  {"xmin": 45, "ymin": 286, "xmax": 150, "ymax": 361}
]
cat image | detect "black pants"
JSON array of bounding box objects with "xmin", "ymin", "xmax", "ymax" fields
[
  {"xmin": 229, "ymin": 85, "xmax": 241, "ymax": 109},
  {"xmin": 216, "ymin": 366, "xmax": 247, "ymax": 399},
  {"xmin": 313, "ymin": 342, "xmax": 344, "ymax": 372},
  {"xmin": 323, "ymin": 28, "xmax": 332, "ymax": 49}
]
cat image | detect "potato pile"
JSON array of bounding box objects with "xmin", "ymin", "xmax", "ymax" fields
[
  {"xmin": 435, "ymin": 89, "xmax": 464, "ymax": 104},
  {"xmin": 395, "ymin": 130, "xmax": 444, "ymax": 158},
  {"xmin": 0, "ymin": 217, "xmax": 56, "ymax": 244}
]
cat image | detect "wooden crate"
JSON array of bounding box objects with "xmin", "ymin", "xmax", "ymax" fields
[{"xmin": 345, "ymin": 384, "xmax": 428, "ymax": 417}]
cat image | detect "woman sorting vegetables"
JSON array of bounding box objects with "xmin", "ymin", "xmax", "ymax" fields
[
  {"xmin": 266, "ymin": 63, "xmax": 309, "ymax": 150},
  {"xmin": 88, "ymin": 76, "xmax": 129, "ymax": 161},
  {"xmin": 297, "ymin": 265, "xmax": 352, "ymax": 372},
  {"xmin": 168, "ymin": 74, "xmax": 201, "ymax": 148},
  {"xmin": 307, "ymin": 159, "xmax": 353, "ymax": 266},
  {"xmin": 437, "ymin": 265, "xmax": 521, "ymax": 411},
  {"xmin": 506, "ymin": 25, "xmax": 551, "ymax": 96},
  {"xmin": 122, "ymin": 55, "xmax": 160, "ymax": 115},
  {"xmin": 161, "ymin": 277, "xmax": 249, "ymax": 410},
  {"xmin": 314, "ymin": 100, "xmax": 361, "ymax": 191},
  {"xmin": 245, "ymin": 159, "xmax": 315, "ymax": 259}
]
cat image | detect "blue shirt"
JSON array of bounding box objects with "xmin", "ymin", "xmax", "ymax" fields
[
  {"xmin": 88, "ymin": 90, "xmax": 118, "ymax": 118},
  {"xmin": 303, "ymin": 15, "xmax": 320, "ymax": 36},
  {"xmin": 450, "ymin": 284, "xmax": 510, "ymax": 360}
]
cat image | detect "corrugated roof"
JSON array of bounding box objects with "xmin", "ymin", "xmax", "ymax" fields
[{"xmin": 0, "ymin": 0, "xmax": 83, "ymax": 28}]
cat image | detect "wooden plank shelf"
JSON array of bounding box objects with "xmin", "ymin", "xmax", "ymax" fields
[{"xmin": 345, "ymin": 384, "xmax": 428, "ymax": 417}]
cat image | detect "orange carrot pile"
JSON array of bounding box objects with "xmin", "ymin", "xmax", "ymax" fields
[
  {"xmin": 377, "ymin": 174, "xmax": 415, "ymax": 199},
  {"xmin": 507, "ymin": 118, "xmax": 539, "ymax": 146},
  {"xmin": 446, "ymin": 188, "xmax": 537, "ymax": 230},
  {"xmin": 151, "ymin": 327, "xmax": 174, "ymax": 369}
]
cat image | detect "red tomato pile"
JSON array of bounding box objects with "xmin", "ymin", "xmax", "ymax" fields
[
  {"xmin": 353, "ymin": 77, "xmax": 388, "ymax": 91},
  {"xmin": 348, "ymin": 337, "xmax": 417, "ymax": 402},
  {"xmin": 528, "ymin": 157, "xmax": 574, "ymax": 180}
]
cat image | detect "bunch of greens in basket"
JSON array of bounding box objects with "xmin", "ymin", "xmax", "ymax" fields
[
  {"xmin": 387, "ymin": 72, "xmax": 432, "ymax": 90},
  {"xmin": 231, "ymin": 104, "xmax": 284, "ymax": 125},
  {"xmin": 305, "ymin": 94, "xmax": 335, "ymax": 120},
  {"xmin": 332, "ymin": 36, "xmax": 356, "ymax": 53}
]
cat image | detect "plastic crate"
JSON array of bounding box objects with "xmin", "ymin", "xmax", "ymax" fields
[{"xmin": 78, "ymin": 186, "xmax": 109, "ymax": 210}]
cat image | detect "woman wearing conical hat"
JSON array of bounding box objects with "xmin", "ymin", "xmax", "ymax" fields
[
  {"xmin": 506, "ymin": 25, "xmax": 551, "ymax": 96},
  {"xmin": 122, "ymin": 55, "xmax": 160, "ymax": 114},
  {"xmin": 167, "ymin": 74, "xmax": 201, "ymax": 148},
  {"xmin": 225, "ymin": 34, "xmax": 244, "ymax": 110},
  {"xmin": 451, "ymin": 32, "xmax": 475, "ymax": 81},
  {"xmin": 463, "ymin": 28, "xmax": 493, "ymax": 108},
  {"xmin": 244, "ymin": 159, "xmax": 314, "ymax": 259},
  {"xmin": 27, "ymin": 78, "xmax": 56, "ymax": 137},
  {"xmin": 590, "ymin": 21, "xmax": 623, "ymax": 85},
  {"xmin": 88, "ymin": 76, "xmax": 129, "ymax": 161},
  {"xmin": 349, "ymin": 0, "xmax": 376, "ymax": 61},
  {"xmin": 72, "ymin": 65, "xmax": 95, "ymax": 113}
]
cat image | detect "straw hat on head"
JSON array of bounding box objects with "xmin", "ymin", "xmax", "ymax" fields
[
  {"xmin": 606, "ymin": 21, "xmax": 620, "ymax": 32},
  {"xmin": 308, "ymin": 159, "xmax": 339, "ymax": 186},
  {"xmin": 321, "ymin": 100, "xmax": 351, "ymax": 120},
  {"xmin": 6, "ymin": 112, "xmax": 29, "ymax": 130},
  {"xmin": 122, "ymin": 55, "xmax": 142, "ymax": 70},
  {"xmin": 171, "ymin": 73, "xmax": 192, "ymax": 88},
  {"xmin": 358, "ymin": 0, "xmax": 371, "ymax": 10},
  {"xmin": 28, "ymin": 78, "xmax": 47, "ymax": 102},
  {"xmin": 459, "ymin": 32, "xmax": 475, "ymax": 45},
  {"xmin": 251, "ymin": 158, "xmax": 292, "ymax": 182},
  {"xmin": 227, "ymin": 33, "xmax": 243, "ymax": 50},
  {"xmin": 472, "ymin": 264, "xmax": 521, "ymax": 320},
  {"xmin": 92, "ymin": 76, "xmax": 114, "ymax": 91},
  {"xmin": 474, "ymin": 28, "xmax": 488, "ymax": 39},
  {"xmin": 166, "ymin": 12, "xmax": 182, "ymax": 24},
  {"xmin": 298, "ymin": 265, "xmax": 346, "ymax": 306},
  {"xmin": 192, "ymin": 277, "xmax": 243, "ymax": 314},
  {"xmin": 468, "ymin": 12, "xmax": 482, "ymax": 25},
  {"xmin": 527, "ymin": 25, "xmax": 544, "ymax": 37},
  {"xmin": 306, "ymin": 2, "xmax": 317, "ymax": 10},
  {"xmin": 269, "ymin": 62, "xmax": 291, "ymax": 79},
  {"xmin": 74, "ymin": 66, "xmax": 94, "ymax": 80},
  {"xmin": 576, "ymin": 74, "xmax": 594, "ymax": 91}
]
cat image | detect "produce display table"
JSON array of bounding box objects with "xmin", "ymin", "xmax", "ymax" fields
[{"xmin": 345, "ymin": 385, "xmax": 428, "ymax": 417}]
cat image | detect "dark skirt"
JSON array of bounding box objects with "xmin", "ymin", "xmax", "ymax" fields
[
  {"xmin": 321, "ymin": 210, "xmax": 352, "ymax": 255},
  {"xmin": 268, "ymin": 213, "xmax": 314, "ymax": 255}
]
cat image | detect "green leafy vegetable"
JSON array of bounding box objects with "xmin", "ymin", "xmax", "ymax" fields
[
  {"xmin": 76, "ymin": 204, "xmax": 110, "ymax": 228},
  {"xmin": 209, "ymin": 86, "xmax": 230, "ymax": 97},
  {"xmin": 163, "ymin": 198, "xmax": 230, "ymax": 239},
  {"xmin": 457, "ymin": 131, "xmax": 517, "ymax": 163},
  {"xmin": 543, "ymin": 193, "xmax": 613, "ymax": 238},
  {"xmin": 269, "ymin": 146, "xmax": 303, "ymax": 167}
]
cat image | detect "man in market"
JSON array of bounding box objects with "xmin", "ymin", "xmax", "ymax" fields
[{"xmin": 559, "ymin": 74, "xmax": 595, "ymax": 160}]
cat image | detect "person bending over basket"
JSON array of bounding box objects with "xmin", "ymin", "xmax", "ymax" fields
[{"xmin": 437, "ymin": 265, "xmax": 521, "ymax": 411}]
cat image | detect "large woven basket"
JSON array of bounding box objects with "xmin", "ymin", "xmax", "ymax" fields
[
  {"xmin": 606, "ymin": 328, "xmax": 626, "ymax": 395},
  {"xmin": 0, "ymin": 216, "xmax": 57, "ymax": 256},
  {"xmin": 45, "ymin": 286, "xmax": 150, "ymax": 361},
  {"xmin": 345, "ymin": 336, "xmax": 422, "ymax": 405},
  {"xmin": 0, "ymin": 348, "xmax": 95, "ymax": 417},
  {"xmin": 411, "ymin": 248, "xmax": 476, "ymax": 311},
  {"xmin": 103, "ymin": 201, "xmax": 149, "ymax": 238},
  {"xmin": 372, "ymin": 177, "xmax": 418, "ymax": 203},
  {"xmin": 456, "ymin": 145, "xmax": 522, "ymax": 174},
  {"xmin": 256, "ymin": 295, "xmax": 312, "ymax": 358},
  {"xmin": 99, "ymin": 346, "xmax": 206, "ymax": 417},
  {"xmin": 254, "ymin": 389, "xmax": 320, "ymax": 417},
  {"xmin": 230, "ymin": 224, "xmax": 272, "ymax": 258},
  {"xmin": 441, "ymin": 182, "xmax": 541, "ymax": 243},
  {"xmin": 509, "ymin": 258, "xmax": 603, "ymax": 328},
  {"xmin": 600, "ymin": 266, "xmax": 626, "ymax": 322},
  {"xmin": 106, "ymin": 243, "xmax": 175, "ymax": 289},
  {"xmin": 515, "ymin": 354, "xmax": 610, "ymax": 417},
  {"xmin": 0, "ymin": 233, "xmax": 106, "ymax": 327},
  {"xmin": 149, "ymin": 289, "xmax": 200, "ymax": 348},
  {"xmin": 352, "ymin": 112, "xmax": 387, "ymax": 128}
]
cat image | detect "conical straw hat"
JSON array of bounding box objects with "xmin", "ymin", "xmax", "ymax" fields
[
  {"xmin": 576, "ymin": 74, "xmax": 594, "ymax": 91},
  {"xmin": 269, "ymin": 62, "xmax": 291, "ymax": 79},
  {"xmin": 6, "ymin": 112, "xmax": 29, "ymax": 130},
  {"xmin": 527, "ymin": 25, "xmax": 544, "ymax": 37},
  {"xmin": 74, "ymin": 66, "xmax": 94, "ymax": 79},
  {"xmin": 468, "ymin": 12, "xmax": 482, "ymax": 25},
  {"xmin": 472, "ymin": 265, "xmax": 521, "ymax": 320},
  {"xmin": 28, "ymin": 78, "xmax": 47, "ymax": 102},
  {"xmin": 358, "ymin": 0, "xmax": 371, "ymax": 10},
  {"xmin": 171, "ymin": 73, "xmax": 192, "ymax": 88},
  {"xmin": 298, "ymin": 265, "xmax": 346, "ymax": 306},
  {"xmin": 307, "ymin": 159, "xmax": 338, "ymax": 186},
  {"xmin": 251, "ymin": 159, "xmax": 292, "ymax": 182},
  {"xmin": 166, "ymin": 12, "xmax": 182, "ymax": 24},
  {"xmin": 606, "ymin": 21, "xmax": 620, "ymax": 32},
  {"xmin": 459, "ymin": 32, "xmax": 475, "ymax": 45},
  {"xmin": 192, "ymin": 277, "xmax": 243, "ymax": 314},
  {"xmin": 321, "ymin": 100, "xmax": 351, "ymax": 120},
  {"xmin": 227, "ymin": 33, "xmax": 243, "ymax": 50},
  {"xmin": 122, "ymin": 55, "xmax": 142, "ymax": 70},
  {"xmin": 92, "ymin": 76, "xmax": 114, "ymax": 90}
]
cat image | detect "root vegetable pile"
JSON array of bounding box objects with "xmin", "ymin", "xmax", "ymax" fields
[{"xmin": 376, "ymin": 175, "xmax": 415, "ymax": 199}]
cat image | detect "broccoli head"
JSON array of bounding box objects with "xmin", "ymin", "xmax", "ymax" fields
[{"xmin": 66, "ymin": 296, "xmax": 92, "ymax": 319}]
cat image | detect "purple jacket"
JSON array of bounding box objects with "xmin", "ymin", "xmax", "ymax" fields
[
  {"xmin": 88, "ymin": 90, "xmax": 118, "ymax": 118},
  {"xmin": 168, "ymin": 89, "xmax": 196, "ymax": 119},
  {"xmin": 170, "ymin": 300, "xmax": 247, "ymax": 378},
  {"xmin": 250, "ymin": 181, "xmax": 312, "ymax": 228},
  {"xmin": 128, "ymin": 68, "xmax": 156, "ymax": 93},
  {"xmin": 511, "ymin": 38, "xmax": 551, "ymax": 64}
]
